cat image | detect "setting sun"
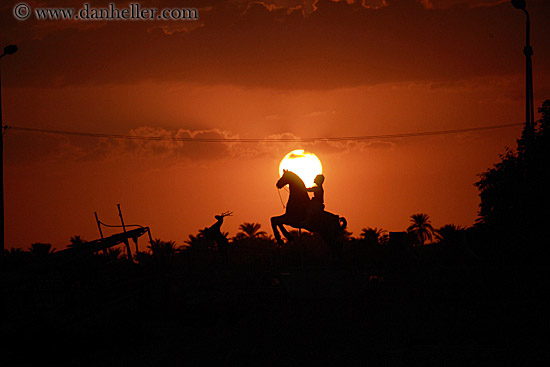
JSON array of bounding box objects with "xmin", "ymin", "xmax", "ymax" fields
[{"xmin": 279, "ymin": 149, "xmax": 323, "ymax": 188}]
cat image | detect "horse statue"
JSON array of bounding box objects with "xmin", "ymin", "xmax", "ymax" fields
[{"xmin": 271, "ymin": 170, "xmax": 347, "ymax": 258}]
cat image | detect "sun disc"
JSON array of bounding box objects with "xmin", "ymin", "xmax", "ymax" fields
[{"xmin": 279, "ymin": 149, "xmax": 323, "ymax": 188}]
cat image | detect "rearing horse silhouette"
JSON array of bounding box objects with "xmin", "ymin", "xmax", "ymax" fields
[{"xmin": 271, "ymin": 170, "xmax": 347, "ymax": 257}]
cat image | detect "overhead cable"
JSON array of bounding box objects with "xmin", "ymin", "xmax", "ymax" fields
[{"xmin": 3, "ymin": 123, "xmax": 523, "ymax": 143}]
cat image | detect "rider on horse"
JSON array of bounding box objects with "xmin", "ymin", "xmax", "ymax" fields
[
  {"xmin": 304, "ymin": 174, "xmax": 325, "ymax": 226},
  {"xmin": 308, "ymin": 174, "xmax": 325, "ymax": 212},
  {"xmin": 272, "ymin": 170, "xmax": 346, "ymax": 251}
]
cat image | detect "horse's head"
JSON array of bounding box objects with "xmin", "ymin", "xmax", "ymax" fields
[
  {"xmin": 275, "ymin": 169, "xmax": 309, "ymax": 220},
  {"xmin": 277, "ymin": 169, "xmax": 302, "ymax": 189}
]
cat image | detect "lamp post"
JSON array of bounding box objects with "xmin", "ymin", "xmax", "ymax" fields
[
  {"xmin": 511, "ymin": 0, "xmax": 535, "ymax": 143},
  {"xmin": 0, "ymin": 44, "xmax": 18, "ymax": 258}
]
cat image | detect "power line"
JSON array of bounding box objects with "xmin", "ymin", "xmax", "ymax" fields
[{"xmin": 3, "ymin": 123, "xmax": 523, "ymax": 143}]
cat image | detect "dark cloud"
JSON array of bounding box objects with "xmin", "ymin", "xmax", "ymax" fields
[
  {"xmin": 4, "ymin": 126, "xmax": 238, "ymax": 165},
  {"xmin": 122, "ymin": 126, "xmax": 239, "ymax": 161},
  {"xmin": 1, "ymin": 0, "xmax": 548, "ymax": 89},
  {"xmin": 4, "ymin": 125, "xmax": 397, "ymax": 165}
]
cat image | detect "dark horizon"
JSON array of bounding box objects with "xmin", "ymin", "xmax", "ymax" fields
[{"xmin": 1, "ymin": 0, "xmax": 550, "ymax": 249}]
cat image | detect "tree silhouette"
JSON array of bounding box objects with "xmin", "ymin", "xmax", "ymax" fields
[
  {"xmin": 4, "ymin": 247, "xmax": 29, "ymax": 268},
  {"xmin": 436, "ymin": 224, "xmax": 464, "ymax": 245},
  {"xmin": 231, "ymin": 223, "xmax": 277, "ymax": 254},
  {"xmin": 134, "ymin": 250, "xmax": 153, "ymax": 265},
  {"xmin": 476, "ymin": 99, "xmax": 550, "ymax": 253},
  {"xmin": 5, "ymin": 247, "xmax": 24, "ymax": 256},
  {"xmin": 202, "ymin": 225, "xmax": 229, "ymax": 248},
  {"xmin": 148, "ymin": 239, "xmax": 180, "ymax": 257},
  {"xmin": 68, "ymin": 235, "xmax": 86, "ymax": 248},
  {"xmin": 407, "ymin": 213, "xmax": 436, "ymax": 246},
  {"xmin": 235, "ymin": 222, "xmax": 267, "ymax": 240},
  {"xmin": 197, "ymin": 227, "xmax": 208, "ymax": 238},
  {"xmin": 359, "ymin": 227, "xmax": 388, "ymax": 246},
  {"xmin": 340, "ymin": 227, "xmax": 354, "ymax": 242},
  {"xmin": 105, "ymin": 247, "xmax": 123, "ymax": 263},
  {"xmin": 184, "ymin": 232, "xmax": 213, "ymax": 251},
  {"xmin": 28, "ymin": 242, "xmax": 55, "ymax": 257}
]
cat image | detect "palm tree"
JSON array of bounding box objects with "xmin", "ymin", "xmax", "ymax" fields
[
  {"xmin": 340, "ymin": 228, "xmax": 354, "ymax": 242},
  {"xmin": 184, "ymin": 232, "xmax": 213, "ymax": 251},
  {"xmin": 105, "ymin": 247, "xmax": 123, "ymax": 263},
  {"xmin": 197, "ymin": 228, "xmax": 209, "ymax": 238},
  {"xmin": 199, "ymin": 227, "xmax": 229, "ymax": 244},
  {"xmin": 235, "ymin": 222, "xmax": 267, "ymax": 240},
  {"xmin": 4, "ymin": 248, "xmax": 29, "ymax": 268},
  {"xmin": 5, "ymin": 247, "xmax": 25, "ymax": 256},
  {"xmin": 28, "ymin": 242, "xmax": 55, "ymax": 257},
  {"xmin": 407, "ymin": 213, "xmax": 436, "ymax": 246},
  {"xmin": 360, "ymin": 227, "xmax": 387, "ymax": 246},
  {"xmin": 68, "ymin": 235, "xmax": 86, "ymax": 248},
  {"xmin": 148, "ymin": 238, "xmax": 180, "ymax": 257},
  {"xmin": 436, "ymin": 224, "xmax": 465, "ymax": 245}
]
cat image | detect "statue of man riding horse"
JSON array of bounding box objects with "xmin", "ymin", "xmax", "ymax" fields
[{"xmin": 271, "ymin": 170, "xmax": 347, "ymax": 257}]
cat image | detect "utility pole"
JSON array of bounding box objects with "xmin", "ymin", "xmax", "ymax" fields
[{"xmin": 511, "ymin": 0, "xmax": 535, "ymax": 143}]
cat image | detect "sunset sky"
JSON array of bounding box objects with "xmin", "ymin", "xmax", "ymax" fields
[{"xmin": 1, "ymin": 0, "xmax": 549, "ymax": 250}]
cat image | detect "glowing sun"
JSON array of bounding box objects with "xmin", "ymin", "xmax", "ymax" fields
[{"xmin": 279, "ymin": 149, "xmax": 323, "ymax": 188}]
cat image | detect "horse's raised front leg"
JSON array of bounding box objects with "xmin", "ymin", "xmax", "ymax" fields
[
  {"xmin": 271, "ymin": 214, "xmax": 294, "ymax": 246},
  {"xmin": 278, "ymin": 223, "xmax": 294, "ymax": 243},
  {"xmin": 271, "ymin": 215, "xmax": 285, "ymax": 246}
]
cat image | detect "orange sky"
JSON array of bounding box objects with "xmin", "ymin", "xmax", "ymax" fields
[{"xmin": 1, "ymin": 0, "xmax": 549, "ymax": 249}]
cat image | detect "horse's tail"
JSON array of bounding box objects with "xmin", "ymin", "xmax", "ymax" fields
[{"xmin": 339, "ymin": 216, "xmax": 347, "ymax": 230}]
